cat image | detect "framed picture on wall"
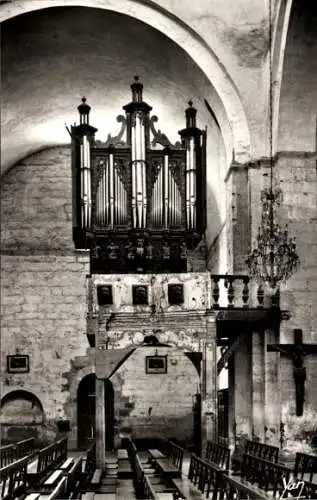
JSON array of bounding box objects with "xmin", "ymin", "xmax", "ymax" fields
[
  {"xmin": 145, "ymin": 355, "xmax": 167, "ymax": 374},
  {"xmin": 7, "ymin": 355, "xmax": 29, "ymax": 373}
]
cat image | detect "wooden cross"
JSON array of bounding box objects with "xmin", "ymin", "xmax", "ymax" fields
[{"xmin": 267, "ymin": 329, "xmax": 317, "ymax": 416}]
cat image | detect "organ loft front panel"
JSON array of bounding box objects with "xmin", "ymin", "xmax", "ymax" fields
[{"xmin": 70, "ymin": 76, "xmax": 207, "ymax": 275}]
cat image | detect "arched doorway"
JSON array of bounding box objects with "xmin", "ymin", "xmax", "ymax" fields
[
  {"xmin": 77, "ymin": 374, "xmax": 114, "ymax": 450},
  {"xmin": 0, "ymin": 390, "xmax": 44, "ymax": 443}
]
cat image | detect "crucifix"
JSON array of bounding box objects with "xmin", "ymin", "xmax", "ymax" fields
[{"xmin": 267, "ymin": 329, "xmax": 317, "ymax": 416}]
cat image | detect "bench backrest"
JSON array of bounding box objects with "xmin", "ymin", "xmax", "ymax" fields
[
  {"xmin": 294, "ymin": 452, "xmax": 317, "ymax": 483},
  {"xmin": 220, "ymin": 473, "xmax": 271, "ymax": 499},
  {"xmin": 205, "ymin": 441, "xmax": 230, "ymax": 469},
  {"xmin": 36, "ymin": 437, "xmax": 68, "ymax": 474},
  {"xmin": 0, "ymin": 438, "xmax": 35, "ymax": 467},
  {"xmin": 0, "ymin": 455, "xmax": 29, "ymax": 500},
  {"xmin": 241, "ymin": 453, "xmax": 292, "ymax": 495},
  {"xmin": 164, "ymin": 440, "xmax": 184, "ymax": 471},
  {"xmin": 245, "ymin": 440, "xmax": 279, "ymax": 463}
]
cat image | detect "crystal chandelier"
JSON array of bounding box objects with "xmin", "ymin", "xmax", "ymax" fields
[
  {"xmin": 246, "ymin": 185, "xmax": 300, "ymax": 288},
  {"xmin": 246, "ymin": 0, "xmax": 300, "ymax": 288}
]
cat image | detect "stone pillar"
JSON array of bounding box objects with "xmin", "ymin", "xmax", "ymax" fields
[
  {"xmin": 227, "ymin": 356, "xmax": 235, "ymax": 450},
  {"xmin": 96, "ymin": 377, "xmax": 105, "ymax": 467},
  {"xmin": 201, "ymin": 313, "xmax": 217, "ymax": 453},
  {"xmin": 264, "ymin": 327, "xmax": 280, "ymax": 446},
  {"xmin": 234, "ymin": 334, "xmax": 252, "ymax": 442},
  {"xmin": 252, "ymin": 330, "xmax": 265, "ymax": 441}
]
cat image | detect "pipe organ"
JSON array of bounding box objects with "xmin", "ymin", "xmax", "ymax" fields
[{"xmin": 71, "ymin": 77, "xmax": 207, "ymax": 274}]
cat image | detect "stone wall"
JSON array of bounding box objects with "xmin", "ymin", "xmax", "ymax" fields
[
  {"xmin": 276, "ymin": 153, "xmax": 317, "ymax": 453},
  {"xmin": 0, "ymin": 147, "xmax": 89, "ymax": 444},
  {"xmin": 111, "ymin": 346, "xmax": 199, "ymax": 448}
]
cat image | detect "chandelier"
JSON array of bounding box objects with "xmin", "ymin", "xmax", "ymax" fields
[{"xmin": 246, "ymin": 0, "xmax": 300, "ymax": 288}]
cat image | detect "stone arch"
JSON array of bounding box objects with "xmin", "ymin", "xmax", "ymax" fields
[
  {"xmin": 271, "ymin": 0, "xmax": 294, "ymax": 153},
  {"xmin": 109, "ymin": 344, "xmax": 201, "ymax": 449},
  {"xmin": 0, "ymin": 0, "xmax": 251, "ymax": 163},
  {"xmin": 66, "ymin": 362, "xmax": 95, "ymax": 448},
  {"xmin": 0, "ymin": 390, "xmax": 45, "ymax": 442}
]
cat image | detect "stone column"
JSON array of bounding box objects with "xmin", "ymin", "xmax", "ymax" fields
[
  {"xmin": 264, "ymin": 327, "xmax": 280, "ymax": 446},
  {"xmin": 234, "ymin": 333, "xmax": 252, "ymax": 441},
  {"xmin": 201, "ymin": 313, "xmax": 217, "ymax": 453},
  {"xmin": 252, "ymin": 330, "xmax": 265, "ymax": 441},
  {"xmin": 95, "ymin": 377, "xmax": 105, "ymax": 467},
  {"xmin": 227, "ymin": 356, "xmax": 235, "ymax": 450}
]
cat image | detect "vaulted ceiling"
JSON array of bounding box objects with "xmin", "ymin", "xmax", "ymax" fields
[{"xmin": 1, "ymin": 6, "xmax": 226, "ymax": 175}]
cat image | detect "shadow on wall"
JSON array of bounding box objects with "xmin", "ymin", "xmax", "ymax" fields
[
  {"xmin": 206, "ymin": 184, "xmax": 223, "ymax": 272},
  {"xmin": 0, "ymin": 390, "xmax": 45, "ymax": 445}
]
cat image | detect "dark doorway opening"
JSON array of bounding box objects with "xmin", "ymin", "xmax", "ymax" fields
[
  {"xmin": 77, "ymin": 374, "xmax": 96, "ymax": 450},
  {"xmin": 105, "ymin": 379, "xmax": 114, "ymax": 449},
  {"xmin": 77, "ymin": 375, "xmax": 115, "ymax": 450}
]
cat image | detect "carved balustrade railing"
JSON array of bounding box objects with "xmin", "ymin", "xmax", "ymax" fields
[{"xmin": 209, "ymin": 275, "xmax": 280, "ymax": 310}]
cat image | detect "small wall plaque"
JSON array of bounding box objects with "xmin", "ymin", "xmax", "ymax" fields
[
  {"xmin": 145, "ymin": 355, "xmax": 167, "ymax": 374},
  {"xmin": 7, "ymin": 355, "xmax": 29, "ymax": 373}
]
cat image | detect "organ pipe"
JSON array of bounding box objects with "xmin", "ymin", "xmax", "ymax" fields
[
  {"xmin": 80, "ymin": 135, "xmax": 92, "ymax": 228},
  {"xmin": 185, "ymin": 136, "xmax": 197, "ymax": 230},
  {"xmin": 164, "ymin": 154, "xmax": 169, "ymax": 228},
  {"xmin": 131, "ymin": 112, "xmax": 147, "ymax": 228}
]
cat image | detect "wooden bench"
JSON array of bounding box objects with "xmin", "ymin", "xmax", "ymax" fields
[
  {"xmin": 205, "ymin": 441, "xmax": 230, "ymax": 470},
  {"xmin": 229, "ymin": 452, "xmax": 317, "ymax": 500},
  {"xmin": 245, "ymin": 439, "xmax": 279, "ymax": 463},
  {"xmin": 231, "ymin": 439, "xmax": 279, "ymax": 473},
  {"xmin": 26, "ymin": 437, "xmax": 68, "ymax": 486},
  {"xmin": 24, "ymin": 476, "xmax": 68, "ymax": 500},
  {"xmin": 240, "ymin": 452, "xmax": 292, "ymax": 495},
  {"xmin": 148, "ymin": 449, "xmax": 167, "ymax": 460},
  {"xmin": 218, "ymin": 473, "xmax": 271, "ymax": 499},
  {"xmin": 0, "ymin": 438, "xmax": 35, "ymax": 467},
  {"xmin": 64, "ymin": 456, "xmax": 83, "ymax": 498},
  {"xmin": 90, "ymin": 468, "xmax": 103, "ymax": 489},
  {"xmin": 294, "ymin": 452, "xmax": 317, "ymax": 484},
  {"xmin": 81, "ymin": 440, "xmax": 96, "ymax": 486},
  {"xmin": 0, "ymin": 455, "xmax": 30, "ymax": 500},
  {"xmin": 188, "ymin": 453, "xmax": 225, "ymax": 499},
  {"xmin": 154, "ymin": 441, "xmax": 184, "ymax": 479},
  {"xmin": 132, "ymin": 446, "xmax": 159, "ymax": 499}
]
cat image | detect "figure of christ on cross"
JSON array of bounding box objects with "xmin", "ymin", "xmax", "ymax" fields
[{"xmin": 267, "ymin": 329, "xmax": 317, "ymax": 416}]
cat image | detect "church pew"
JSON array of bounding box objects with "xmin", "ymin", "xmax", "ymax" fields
[
  {"xmin": 231, "ymin": 439, "xmax": 279, "ymax": 473},
  {"xmin": 240, "ymin": 452, "xmax": 293, "ymax": 495},
  {"xmin": 27, "ymin": 438, "xmax": 68, "ymax": 485},
  {"xmin": 294, "ymin": 452, "xmax": 317, "ymax": 484},
  {"xmin": 187, "ymin": 453, "xmax": 225, "ymax": 498},
  {"xmin": 81, "ymin": 440, "xmax": 96, "ymax": 486},
  {"xmin": 23, "ymin": 457, "xmax": 83, "ymax": 499},
  {"xmin": 217, "ymin": 473, "xmax": 271, "ymax": 499},
  {"xmin": 232, "ymin": 453, "xmax": 317, "ymax": 500},
  {"xmin": 153, "ymin": 441, "xmax": 184, "ymax": 479},
  {"xmin": 24, "ymin": 476, "xmax": 68, "ymax": 500},
  {"xmin": 0, "ymin": 455, "xmax": 30, "ymax": 500},
  {"xmin": 245, "ymin": 439, "xmax": 279, "ymax": 463},
  {"xmin": 205, "ymin": 442, "xmax": 230, "ymax": 470},
  {"xmin": 0, "ymin": 438, "xmax": 35, "ymax": 467}
]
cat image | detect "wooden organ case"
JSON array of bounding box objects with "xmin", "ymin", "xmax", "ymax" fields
[{"xmin": 71, "ymin": 77, "xmax": 207, "ymax": 274}]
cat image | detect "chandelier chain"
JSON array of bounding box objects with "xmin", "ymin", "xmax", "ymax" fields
[{"xmin": 246, "ymin": 0, "xmax": 300, "ymax": 288}]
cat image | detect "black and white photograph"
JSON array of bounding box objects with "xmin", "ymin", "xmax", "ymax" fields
[{"xmin": 1, "ymin": 0, "xmax": 317, "ymax": 499}]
